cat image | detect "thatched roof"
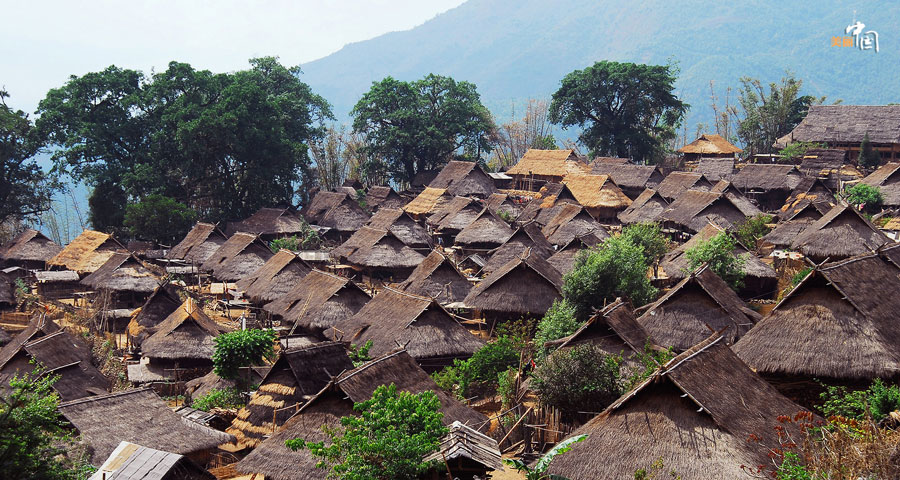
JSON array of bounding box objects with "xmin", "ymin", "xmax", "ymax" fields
[
  {"xmin": 332, "ymin": 287, "xmax": 484, "ymax": 365},
  {"xmin": 731, "ymin": 164, "xmax": 803, "ymax": 192},
  {"xmin": 695, "ymin": 157, "xmax": 736, "ymax": 181},
  {"xmin": 861, "ymin": 162, "xmax": 900, "ymax": 206},
  {"xmin": 48, "ymin": 230, "xmax": 127, "ymax": 274},
  {"xmin": 780, "ymin": 178, "xmax": 835, "ymax": 218},
  {"xmin": 428, "ymin": 160, "xmax": 495, "ymax": 198},
  {"xmin": 58, "ymin": 388, "xmax": 235, "ymax": 466},
  {"xmin": 541, "ymin": 204, "xmax": 610, "ymax": 247},
  {"xmin": 91, "ymin": 441, "xmax": 215, "ymax": 480},
  {"xmin": 167, "ymin": 222, "xmax": 228, "ymax": 264},
  {"xmin": 18, "ymin": 330, "xmax": 108, "ymax": 401},
  {"xmin": 589, "ymin": 163, "xmax": 664, "ymax": 190},
  {"xmin": 799, "ymin": 148, "xmax": 847, "ymax": 173},
  {"xmin": 185, "ymin": 367, "xmax": 267, "ymax": 402},
  {"xmin": 481, "ymin": 222, "xmax": 553, "ymax": 275},
  {"xmin": 302, "ymin": 191, "xmax": 369, "ymax": 232},
  {"xmin": 547, "ymin": 334, "xmax": 811, "ymax": 480},
  {"xmin": 403, "ymin": 187, "xmax": 450, "ymax": 216},
  {"xmin": 791, "ymin": 204, "xmax": 890, "ymax": 259},
  {"xmin": 617, "ymin": 188, "xmax": 669, "ymax": 225},
  {"xmin": 660, "ymin": 189, "xmax": 761, "ymax": 233},
  {"xmin": 235, "ymin": 350, "xmax": 489, "ymax": 480},
  {"xmin": 464, "ymin": 249, "xmax": 563, "ymax": 315},
  {"xmin": 396, "ymin": 250, "xmax": 471, "ymax": 304},
  {"xmin": 236, "ymin": 250, "xmax": 312, "ymax": 303},
  {"xmin": 264, "ymin": 269, "xmax": 371, "ymax": 333},
  {"xmin": 546, "ymin": 232, "xmax": 604, "ymax": 276},
  {"xmin": 734, "ymin": 253, "xmax": 900, "ymax": 380},
  {"xmin": 677, "ymin": 134, "xmax": 742, "ymax": 155},
  {"xmin": 423, "ymin": 421, "xmax": 503, "ymax": 471},
  {"xmin": 454, "ymin": 208, "xmax": 515, "ymax": 249},
  {"xmin": 561, "ymin": 173, "xmax": 631, "ymax": 211},
  {"xmin": 638, "ymin": 266, "xmax": 759, "ymax": 351},
  {"xmin": 301, "ymin": 191, "xmax": 345, "ymax": 223},
  {"xmin": 200, "ymin": 232, "xmax": 273, "ymax": 281},
  {"xmin": 592, "ymin": 156, "xmax": 630, "ymax": 165},
  {"xmin": 365, "ymin": 185, "xmax": 405, "ymax": 211},
  {"xmin": 0, "ymin": 314, "xmax": 60, "ymax": 370},
  {"xmin": 484, "ymin": 192, "xmax": 523, "ymax": 219},
  {"xmin": 776, "ymin": 105, "xmax": 900, "ymax": 146},
  {"xmin": 80, "ymin": 252, "xmax": 162, "ymax": 293},
  {"xmin": 228, "ymin": 341, "xmax": 353, "ymax": 448},
  {"xmin": 506, "ymin": 149, "xmax": 588, "ymax": 178},
  {"xmin": 0, "ymin": 228, "xmax": 61, "ymax": 263},
  {"xmin": 140, "ymin": 298, "xmax": 227, "ymax": 361},
  {"xmin": 428, "ymin": 196, "xmax": 482, "ymax": 233},
  {"xmin": 660, "ymin": 222, "xmax": 775, "ymax": 282},
  {"xmin": 226, "ymin": 207, "xmax": 306, "ymax": 237},
  {"xmin": 547, "ymin": 299, "xmax": 654, "ymax": 359},
  {"xmin": 365, "ymin": 208, "xmax": 431, "ymax": 249},
  {"xmin": 345, "ymin": 229, "xmax": 426, "ymax": 271},
  {"xmin": 656, "ymin": 172, "xmax": 712, "ymax": 201},
  {"xmin": 127, "ymin": 284, "xmax": 183, "ymax": 346}
]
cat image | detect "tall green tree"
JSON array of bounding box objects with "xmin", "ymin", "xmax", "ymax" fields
[
  {"xmin": 124, "ymin": 195, "xmax": 198, "ymax": 244},
  {"xmin": 548, "ymin": 61, "xmax": 687, "ymax": 163},
  {"xmin": 351, "ymin": 74, "xmax": 494, "ymax": 185},
  {"xmin": 857, "ymin": 133, "xmax": 881, "ymax": 170}
]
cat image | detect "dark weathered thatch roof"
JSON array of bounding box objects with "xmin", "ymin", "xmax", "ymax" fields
[
  {"xmin": 365, "ymin": 185, "xmax": 405, "ymax": 211},
  {"xmin": 464, "ymin": 249, "xmax": 563, "ymax": 315},
  {"xmin": 428, "ymin": 196, "xmax": 482, "ymax": 233},
  {"xmin": 332, "ymin": 287, "xmax": 484, "ymax": 364},
  {"xmin": 127, "ymin": 284, "xmax": 183, "ymax": 346},
  {"xmin": 547, "ymin": 334, "xmax": 812, "ymax": 480},
  {"xmin": 677, "ymin": 134, "xmax": 742, "ymax": 155},
  {"xmin": 396, "ymin": 250, "xmax": 471, "ymax": 304},
  {"xmin": 200, "ymin": 232, "xmax": 273, "ymax": 281},
  {"xmin": 589, "ymin": 163, "xmax": 664, "ymax": 190},
  {"xmin": 92, "ymin": 441, "xmax": 215, "ymax": 480},
  {"xmin": 861, "ymin": 162, "xmax": 900, "ymax": 206},
  {"xmin": 638, "ymin": 266, "xmax": 759, "ymax": 351},
  {"xmin": 660, "ymin": 189, "xmax": 761, "ymax": 233},
  {"xmin": 167, "ymin": 222, "xmax": 228, "ymax": 264},
  {"xmin": 185, "ymin": 367, "xmax": 266, "ymax": 402},
  {"xmin": 302, "ymin": 191, "xmax": 370, "ymax": 232},
  {"xmin": 345, "ymin": 229, "xmax": 426, "ymax": 271},
  {"xmin": 791, "ymin": 204, "xmax": 890, "ymax": 259},
  {"xmin": 0, "ymin": 314, "xmax": 59, "ymax": 370},
  {"xmin": 228, "ymin": 341, "xmax": 353, "ymax": 448},
  {"xmin": 799, "ymin": 148, "xmax": 847, "ymax": 172},
  {"xmin": 695, "ymin": 157, "xmax": 736, "ymax": 181},
  {"xmin": 301, "ymin": 191, "xmax": 346, "ymax": 223},
  {"xmin": 365, "ymin": 208, "xmax": 431, "ymax": 249},
  {"xmin": 546, "ymin": 232, "xmax": 604, "ymax": 276},
  {"xmin": 140, "ymin": 298, "xmax": 227, "ymax": 361},
  {"xmin": 264, "ymin": 270, "xmax": 371, "ymax": 333},
  {"xmin": 58, "ymin": 388, "xmax": 235, "ymax": 465},
  {"xmin": 236, "ymin": 250, "xmax": 312, "ymax": 303},
  {"xmin": 0, "ymin": 229, "xmax": 61, "ymax": 263},
  {"xmin": 656, "ymin": 172, "xmax": 712, "ymax": 201},
  {"xmin": 19, "ymin": 330, "xmax": 109, "ymax": 401},
  {"xmin": 80, "ymin": 252, "xmax": 162, "ymax": 293},
  {"xmin": 734, "ymin": 253, "xmax": 900, "ymax": 380},
  {"xmin": 226, "ymin": 207, "xmax": 307, "ymax": 237},
  {"xmin": 428, "ymin": 160, "xmax": 495, "ymax": 198},
  {"xmin": 506, "ymin": 149, "xmax": 588, "ymax": 178},
  {"xmin": 48, "ymin": 230, "xmax": 127, "ymax": 274},
  {"xmin": 617, "ymin": 188, "xmax": 669, "ymax": 225},
  {"xmin": 481, "ymin": 222, "xmax": 553, "ymax": 275},
  {"xmin": 235, "ymin": 350, "xmax": 489, "ymax": 480},
  {"xmin": 731, "ymin": 164, "xmax": 803, "ymax": 192},
  {"xmin": 547, "ymin": 299, "xmax": 654, "ymax": 359},
  {"xmin": 454, "ymin": 208, "xmax": 515, "ymax": 249},
  {"xmin": 779, "ymin": 178, "xmax": 835, "ymax": 221},
  {"xmin": 484, "ymin": 192, "xmax": 522, "ymax": 219},
  {"xmin": 660, "ymin": 223, "xmax": 775, "ymax": 283},
  {"xmin": 423, "ymin": 420, "xmax": 503, "ymax": 471},
  {"xmin": 541, "ymin": 204, "xmax": 609, "ymax": 247},
  {"xmin": 776, "ymin": 105, "xmax": 900, "ymax": 146}
]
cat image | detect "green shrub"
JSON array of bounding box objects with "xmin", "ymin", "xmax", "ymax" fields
[
  {"xmin": 497, "ymin": 209, "xmax": 516, "ymax": 224},
  {"xmin": 533, "ymin": 299, "xmax": 581, "ymax": 362},
  {"xmin": 269, "ymin": 219, "xmax": 323, "ymax": 252},
  {"xmin": 777, "ymin": 452, "xmax": 813, "ymax": 480},
  {"xmin": 842, "ymin": 183, "xmax": 883, "ymax": 214},
  {"xmin": 431, "ymin": 336, "xmax": 520, "ymax": 399},
  {"xmin": 192, "ymin": 387, "xmax": 244, "ymax": 411},
  {"xmin": 532, "ymin": 344, "xmax": 622, "ymax": 416},
  {"xmin": 497, "ymin": 367, "xmax": 518, "ymax": 410},
  {"xmin": 857, "ymin": 133, "xmax": 881, "ymax": 170},
  {"xmin": 621, "ymin": 222, "xmax": 668, "ymax": 269},
  {"xmin": 735, "ymin": 214, "xmax": 774, "ymax": 250},
  {"xmin": 349, "ymin": 340, "xmax": 373, "ymax": 367},
  {"xmin": 685, "ymin": 231, "xmax": 746, "ymax": 289},
  {"xmin": 624, "ymin": 342, "xmax": 675, "ymax": 390},
  {"xmin": 212, "ymin": 329, "xmax": 276, "ymax": 382},
  {"xmin": 819, "ymin": 379, "xmax": 900, "ymax": 422}
]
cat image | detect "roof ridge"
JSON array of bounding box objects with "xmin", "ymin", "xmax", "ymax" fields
[
  {"xmin": 337, "ymin": 350, "xmax": 407, "ymax": 384},
  {"xmin": 59, "ymin": 387, "xmax": 152, "ymax": 408}
]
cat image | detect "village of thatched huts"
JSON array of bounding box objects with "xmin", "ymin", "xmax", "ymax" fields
[
  {"xmin": 396, "ymin": 250, "xmax": 471, "ymax": 305},
  {"xmin": 235, "ymin": 250, "xmax": 312, "ymax": 304},
  {"xmin": 0, "ymin": 228, "xmax": 61, "ymax": 269},
  {"xmin": 48, "ymin": 230, "xmax": 127, "ymax": 275},
  {"xmin": 264, "ymin": 269, "xmax": 370, "ymax": 336},
  {"xmin": 167, "ymin": 222, "xmax": 229, "ymax": 266},
  {"xmin": 225, "ymin": 207, "xmax": 307, "ymax": 239},
  {"xmin": 790, "ymin": 204, "xmax": 890, "ymax": 262},
  {"xmin": 506, "ymin": 149, "xmax": 589, "ymax": 191},
  {"xmin": 200, "ymin": 232, "xmax": 273, "ymax": 282},
  {"xmin": 464, "ymin": 249, "xmax": 563, "ymax": 321}
]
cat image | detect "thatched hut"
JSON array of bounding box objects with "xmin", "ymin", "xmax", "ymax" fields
[
  {"xmin": 0, "ymin": 313, "xmax": 59, "ymax": 366},
  {"xmin": 48, "ymin": 230, "xmax": 127, "ymax": 274},
  {"xmin": 481, "ymin": 222, "xmax": 553, "ymax": 275},
  {"xmin": 589, "ymin": 162, "xmax": 664, "ymax": 199},
  {"xmin": 659, "ymin": 189, "xmax": 761, "ymax": 234},
  {"xmin": 484, "ymin": 192, "xmax": 524, "ymax": 220},
  {"xmin": 428, "ymin": 160, "xmax": 496, "ymax": 198},
  {"xmin": 655, "ymin": 171, "xmax": 713, "ymax": 201},
  {"xmin": 546, "ymin": 334, "xmax": 812, "ymax": 480},
  {"xmin": 365, "ymin": 185, "xmax": 405, "ymax": 211},
  {"xmin": 264, "ymin": 269, "xmax": 371, "ymax": 336},
  {"xmin": 32, "ymin": 269, "xmax": 80, "ymax": 299},
  {"xmin": 138, "ymin": 298, "xmax": 228, "ymax": 380},
  {"xmin": 91, "ymin": 441, "xmax": 215, "ymax": 480},
  {"xmin": 225, "ymin": 207, "xmax": 307, "ymax": 239},
  {"xmin": 798, "ymin": 149, "xmax": 862, "ymax": 190},
  {"xmin": 617, "ymin": 188, "xmax": 669, "ymax": 225},
  {"xmin": 464, "ymin": 249, "xmax": 563, "ymax": 320},
  {"xmin": 343, "ymin": 228, "xmax": 426, "ymax": 279},
  {"xmin": 403, "ymin": 187, "xmax": 452, "ymax": 219},
  {"xmin": 506, "ymin": 149, "xmax": 589, "ymax": 191},
  {"xmin": 0, "ymin": 229, "xmax": 61, "ymax": 269},
  {"xmin": 396, "ymin": 250, "xmax": 471, "ymax": 305},
  {"xmin": 791, "ymin": 204, "xmax": 890, "ymax": 262},
  {"xmin": 762, "ymin": 198, "xmax": 831, "ymax": 250},
  {"xmin": 200, "ymin": 232, "xmax": 273, "ymax": 282},
  {"xmin": 235, "ymin": 350, "xmax": 489, "ymax": 480},
  {"xmin": 58, "ymin": 388, "xmax": 234, "ymax": 466},
  {"xmin": 781, "ymin": 177, "xmax": 836, "ymax": 215},
  {"xmin": 235, "ymin": 250, "xmax": 312, "ymax": 304},
  {"xmin": 227, "ymin": 341, "xmax": 353, "ymax": 449},
  {"xmin": 541, "ymin": 204, "xmax": 610, "ymax": 247},
  {"xmin": 695, "ymin": 157, "xmax": 736, "ymax": 182},
  {"xmin": 775, "ymin": 105, "xmax": 900, "ymax": 162},
  {"xmin": 301, "ymin": 191, "xmax": 369, "ymax": 241},
  {"xmin": 80, "ymin": 252, "xmax": 162, "ymax": 306},
  {"xmin": 560, "ymin": 173, "xmax": 632, "ymax": 221},
  {"xmin": 167, "ymin": 222, "xmax": 228, "ymax": 265},
  {"xmin": 126, "ymin": 283, "xmax": 183, "ymax": 349},
  {"xmin": 365, "ymin": 207, "xmax": 431, "ymax": 250},
  {"xmin": 677, "ymin": 134, "xmax": 742, "ymax": 161},
  {"xmin": 860, "ymin": 162, "xmax": 900, "ymax": 207},
  {"xmin": 454, "ymin": 208, "xmax": 515, "ymax": 251},
  {"xmin": 423, "ymin": 421, "xmax": 504, "ymax": 480},
  {"xmin": 427, "ymin": 196, "xmax": 483, "ymax": 239},
  {"xmin": 638, "ymin": 266, "xmax": 759, "ymax": 352},
  {"xmin": 547, "ymin": 232, "xmax": 604, "ymax": 276},
  {"xmin": 331, "ymin": 287, "xmax": 484, "ymax": 369},
  {"xmin": 546, "ymin": 299, "xmax": 654, "ymax": 362},
  {"xmin": 730, "ymin": 164, "xmax": 804, "ymax": 211}
]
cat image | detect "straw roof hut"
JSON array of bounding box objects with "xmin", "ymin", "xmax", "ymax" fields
[
  {"xmin": 0, "ymin": 228, "xmax": 61, "ymax": 269},
  {"xmin": 547, "ymin": 232, "xmax": 604, "ymax": 276},
  {"xmin": 677, "ymin": 134, "xmax": 742, "ymax": 160},
  {"xmin": 638, "ymin": 266, "xmax": 759, "ymax": 352},
  {"xmin": 235, "ymin": 350, "xmax": 489, "ymax": 480},
  {"xmin": 541, "ymin": 204, "xmax": 610, "ymax": 247},
  {"xmin": 860, "ymin": 162, "xmax": 900, "ymax": 207},
  {"xmin": 0, "ymin": 314, "xmax": 59, "ymax": 371},
  {"xmin": 589, "ymin": 162, "xmax": 664, "ymax": 199},
  {"xmin": 780, "ymin": 177, "xmax": 835, "ymax": 216},
  {"xmin": 484, "ymin": 192, "xmax": 523, "ymax": 219},
  {"xmin": 734, "ymin": 253, "xmax": 900, "ymax": 391},
  {"xmin": 731, "ymin": 164, "xmax": 804, "ymax": 210},
  {"xmin": 365, "ymin": 185, "xmax": 405, "ymax": 211},
  {"xmin": 227, "ymin": 341, "xmax": 353, "ymax": 449},
  {"xmin": 695, "ymin": 157, "xmax": 736, "ymax": 182},
  {"xmin": 617, "ymin": 188, "xmax": 669, "ymax": 225},
  {"xmin": 427, "ymin": 196, "xmax": 483, "ymax": 235},
  {"xmin": 184, "ymin": 366, "xmax": 267, "ymax": 404},
  {"xmin": 659, "ymin": 189, "xmax": 761, "ymax": 234},
  {"xmin": 396, "ymin": 250, "xmax": 471, "ymax": 305},
  {"xmin": 126, "ymin": 283, "xmax": 183, "ymax": 348},
  {"xmin": 58, "ymin": 388, "xmax": 235, "ymax": 466},
  {"xmin": 546, "ymin": 299, "xmax": 655, "ymax": 362},
  {"xmin": 301, "ymin": 191, "xmax": 370, "ymax": 236},
  {"xmin": 763, "ymin": 197, "xmax": 832, "ymax": 249},
  {"xmin": 428, "ymin": 160, "xmax": 496, "ymax": 198},
  {"xmin": 167, "ymin": 222, "xmax": 228, "ymax": 265},
  {"xmin": 235, "ymin": 250, "xmax": 312, "ymax": 303},
  {"xmin": 332, "ymin": 287, "xmax": 484, "ymax": 368},
  {"xmin": 454, "ymin": 208, "xmax": 515, "ymax": 250},
  {"xmin": 481, "ymin": 222, "xmax": 553, "ymax": 275},
  {"xmin": 90, "ymin": 441, "xmax": 215, "ymax": 480},
  {"xmin": 140, "ymin": 298, "xmax": 228, "ymax": 363},
  {"xmin": 200, "ymin": 232, "xmax": 273, "ymax": 282},
  {"xmin": 48, "ymin": 230, "xmax": 127, "ymax": 274},
  {"xmin": 403, "ymin": 187, "xmax": 451, "ymax": 217},
  {"xmin": 506, "ymin": 149, "xmax": 589, "ymax": 191},
  {"xmin": 791, "ymin": 204, "xmax": 890, "ymax": 261},
  {"xmin": 80, "ymin": 252, "xmax": 162, "ymax": 294},
  {"xmin": 655, "ymin": 172, "xmax": 713, "ymax": 201},
  {"xmin": 423, "ymin": 421, "xmax": 503, "ymax": 479},
  {"xmin": 264, "ymin": 269, "xmax": 371, "ymax": 335},
  {"xmin": 546, "ymin": 334, "xmax": 812, "ymax": 480},
  {"xmin": 365, "ymin": 207, "xmax": 431, "ymax": 249},
  {"xmin": 561, "ymin": 173, "xmax": 632, "ymax": 220},
  {"xmin": 775, "ymin": 105, "xmax": 900, "ymax": 151},
  {"xmin": 225, "ymin": 207, "xmax": 307, "ymax": 239},
  {"xmin": 464, "ymin": 249, "xmax": 563, "ymax": 317},
  {"xmin": 798, "ymin": 149, "xmax": 851, "ymax": 181},
  {"xmin": 344, "ymin": 228, "xmax": 426, "ymax": 277}
]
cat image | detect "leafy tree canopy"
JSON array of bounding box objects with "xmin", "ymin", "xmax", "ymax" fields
[
  {"xmin": 549, "ymin": 61, "xmax": 687, "ymax": 163},
  {"xmin": 685, "ymin": 231, "xmax": 746, "ymax": 289},
  {"xmin": 351, "ymin": 74, "xmax": 494, "ymax": 185},
  {"xmin": 857, "ymin": 133, "xmax": 881, "ymax": 170},
  {"xmin": 124, "ymin": 194, "xmax": 197, "ymax": 245},
  {"xmin": 842, "ymin": 183, "xmax": 883, "ymax": 213},
  {"xmin": 212, "ymin": 329, "xmax": 276, "ymax": 382},
  {"xmin": 620, "ymin": 222, "xmax": 669, "ymax": 270}
]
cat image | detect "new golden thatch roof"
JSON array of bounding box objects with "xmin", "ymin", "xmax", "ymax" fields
[
  {"xmin": 403, "ymin": 187, "xmax": 449, "ymax": 216},
  {"xmin": 48, "ymin": 230, "xmax": 126, "ymax": 274},
  {"xmin": 677, "ymin": 134, "xmax": 742, "ymax": 155},
  {"xmin": 561, "ymin": 173, "xmax": 632, "ymax": 209},
  {"xmin": 506, "ymin": 149, "xmax": 589, "ymax": 177}
]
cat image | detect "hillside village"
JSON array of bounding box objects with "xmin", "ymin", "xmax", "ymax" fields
[{"xmin": 1, "ymin": 103, "xmax": 900, "ymax": 479}]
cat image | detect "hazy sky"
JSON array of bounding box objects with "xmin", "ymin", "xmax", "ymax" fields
[{"xmin": 1, "ymin": 0, "xmax": 466, "ymax": 114}]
